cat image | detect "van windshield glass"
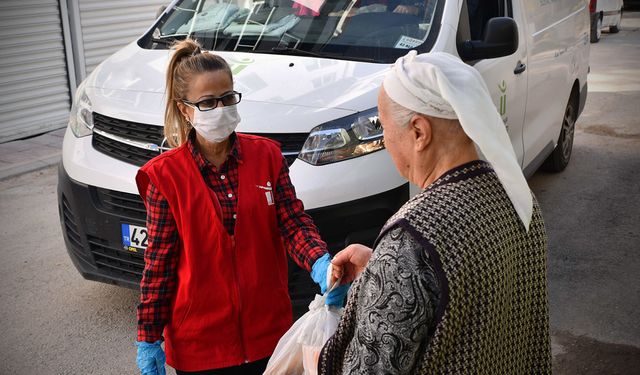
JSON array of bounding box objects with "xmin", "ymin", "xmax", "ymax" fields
[{"xmin": 142, "ymin": 0, "xmax": 441, "ymax": 62}]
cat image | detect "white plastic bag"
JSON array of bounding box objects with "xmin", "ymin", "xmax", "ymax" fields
[{"xmin": 264, "ymin": 279, "xmax": 343, "ymax": 375}]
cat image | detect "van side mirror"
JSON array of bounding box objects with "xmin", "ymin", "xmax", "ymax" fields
[{"xmin": 457, "ymin": 17, "xmax": 519, "ymax": 61}]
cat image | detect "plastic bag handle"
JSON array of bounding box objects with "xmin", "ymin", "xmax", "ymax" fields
[
  {"xmin": 327, "ymin": 277, "xmax": 341, "ymax": 293},
  {"xmin": 323, "ymin": 264, "xmax": 341, "ymax": 296},
  {"xmin": 309, "ymin": 264, "xmax": 344, "ymax": 309}
]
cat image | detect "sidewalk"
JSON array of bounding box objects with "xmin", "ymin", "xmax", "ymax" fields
[{"xmin": 0, "ymin": 128, "xmax": 65, "ymax": 180}]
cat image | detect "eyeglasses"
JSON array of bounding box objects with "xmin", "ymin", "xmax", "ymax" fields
[{"xmin": 182, "ymin": 91, "xmax": 242, "ymax": 111}]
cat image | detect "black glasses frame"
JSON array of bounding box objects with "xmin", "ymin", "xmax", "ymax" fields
[{"xmin": 182, "ymin": 91, "xmax": 242, "ymax": 111}]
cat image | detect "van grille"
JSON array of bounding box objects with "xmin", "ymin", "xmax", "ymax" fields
[
  {"xmin": 61, "ymin": 195, "xmax": 92, "ymax": 264},
  {"xmin": 261, "ymin": 133, "xmax": 309, "ymax": 166},
  {"xmin": 93, "ymin": 132, "xmax": 160, "ymax": 166},
  {"xmin": 92, "ymin": 113, "xmax": 163, "ymax": 166},
  {"xmin": 91, "ymin": 113, "xmax": 307, "ymax": 166},
  {"xmin": 94, "ymin": 188, "xmax": 146, "ymax": 221},
  {"xmin": 88, "ymin": 235, "xmax": 145, "ymax": 280},
  {"xmin": 93, "ymin": 113, "xmax": 164, "ymax": 144}
]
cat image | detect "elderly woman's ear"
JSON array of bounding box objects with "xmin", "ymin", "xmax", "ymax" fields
[{"xmin": 409, "ymin": 113, "xmax": 433, "ymax": 152}]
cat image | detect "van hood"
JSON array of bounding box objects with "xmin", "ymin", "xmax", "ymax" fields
[{"xmin": 87, "ymin": 42, "xmax": 389, "ymax": 113}]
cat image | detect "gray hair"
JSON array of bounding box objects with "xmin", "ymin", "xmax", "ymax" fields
[
  {"xmin": 385, "ymin": 94, "xmax": 463, "ymax": 134},
  {"xmin": 386, "ymin": 96, "xmax": 416, "ymax": 128}
]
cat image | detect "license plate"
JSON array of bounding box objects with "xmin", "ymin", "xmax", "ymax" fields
[{"xmin": 122, "ymin": 223, "xmax": 148, "ymax": 252}]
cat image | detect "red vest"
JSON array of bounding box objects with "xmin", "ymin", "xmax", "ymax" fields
[{"xmin": 136, "ymin": 134, "xmax": 292, "ymax": 371}]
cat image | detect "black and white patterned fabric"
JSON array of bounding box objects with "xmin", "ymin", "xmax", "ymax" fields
[
  {"xmin": 339, "ymin": 226, "xmax": 441, "ymax": 374},
  {"xmin": 318, "ymin": 160, "xmax": 551, "ymax": 374}
]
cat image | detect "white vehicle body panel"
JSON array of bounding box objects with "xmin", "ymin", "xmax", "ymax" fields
[
  {"xmin": 67, "ymin": 45, "xmax": 407, "ymax": 209},
  {"xmin": 63, "ymin": 128, "xmax": 141, "ymax": 195},
  {"xmin": 520, "ymin": 0, "xmax": 589, "ymax": 168},
  {"xmin": 597, "ymin": 0, "xmax": 624, "ymax": 28},
  {"xmin": 471, "ymin": 0, "xmax": 529, "ymax": 166},
  {"xmin": 62, "ymin": 0, "xmax": 589, "ymax": 219}
]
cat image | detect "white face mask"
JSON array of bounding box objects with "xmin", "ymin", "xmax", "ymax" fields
[{"xmin": 190, "ymin": 105, "xmax": 241, "ymax": 143}]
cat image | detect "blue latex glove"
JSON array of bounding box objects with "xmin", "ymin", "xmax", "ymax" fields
[
  {"xmin": 136, "ymin": 340, "xmax": 166, "ymax": 375},
  {"xmin": 311, "ymin": 253, "xmax": 350, "ymax": 307}
]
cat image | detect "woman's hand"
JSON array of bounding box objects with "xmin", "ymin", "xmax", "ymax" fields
[
  {"xmin": 136, "ymin": 340, "xmax": 166, "ymax": 375},
  {"xmin": 330, "ymin": 244, "xmax": 373, "ymax": 284}
]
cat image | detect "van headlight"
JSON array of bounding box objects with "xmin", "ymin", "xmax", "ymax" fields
[
  {"xmin": 69, "ymin": 82, "xmax": 93, "ymax": 138},
  {"xmin": 298, "ymin": 109, "xmax": 384, "ymax": 166}
]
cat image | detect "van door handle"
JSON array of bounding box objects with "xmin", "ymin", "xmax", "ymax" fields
[{"xmin": 514, "ymin": 61, "xmax": 526, "ymax": 74}]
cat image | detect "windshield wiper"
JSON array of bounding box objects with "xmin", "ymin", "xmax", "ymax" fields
[
  {"xmin": 272, "ymin": 46, "xmax": 377, "ymax": 63},
  {"xmin": 150, "ymin": 33, "xmax": 187, "ymax": 46},
  {"xmin": 151, "ymin": 37, "xmax": 173, "ymax": 45},
  {"xmin": 271, "ymin": 46, "xmax": 323, "ymax": 58}
]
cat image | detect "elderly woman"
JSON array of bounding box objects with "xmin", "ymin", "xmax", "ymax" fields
[
  {"xmin": 134, "ymin": 39, "xmax": 348, "ymax": 375},
  {"xmin": 318, "ymin": 51, "xmax": 552, "ymax": 374}
]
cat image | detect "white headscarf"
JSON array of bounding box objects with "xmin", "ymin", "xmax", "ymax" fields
[{"xmin": 383, "ymin": 50, "xmax": 533, "ymax": 230}]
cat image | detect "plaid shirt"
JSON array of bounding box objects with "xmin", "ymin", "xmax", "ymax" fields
[{"xmin": 137, "ymin": 132, "xmax": 327, "ymax": 343}]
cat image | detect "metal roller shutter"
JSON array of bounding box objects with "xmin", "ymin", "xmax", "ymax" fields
[
  {"xmin": 77, "ymin": 0, "xmax": 167, "ymax": 76},
  {"xmin": 0, "ymin": 0, "xmax": 71, "ymax": 143}
]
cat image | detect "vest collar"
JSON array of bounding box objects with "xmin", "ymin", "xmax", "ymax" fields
[{"xmin": 187, "ymin": 130, "xmax": 243, "ymax": 175}]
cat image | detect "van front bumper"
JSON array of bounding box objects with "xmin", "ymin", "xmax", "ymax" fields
[{"xmin": 57, "ymin": 162, "xmax": 408, "ymax": 314}]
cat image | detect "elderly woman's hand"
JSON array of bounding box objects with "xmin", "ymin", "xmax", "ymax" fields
[{"xmin": 330, "ymin": 244, "xmax": 373, "ymax": 285}]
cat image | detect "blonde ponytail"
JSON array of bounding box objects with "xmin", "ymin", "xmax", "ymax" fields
[{"xmin": 164, "ymin": 39, "xmax": 233, "ymax": 147}]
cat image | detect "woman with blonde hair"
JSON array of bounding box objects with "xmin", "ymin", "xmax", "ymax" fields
[{"xmin": 134, "ymin": 38, "xmax": 348, "ymax": 375}]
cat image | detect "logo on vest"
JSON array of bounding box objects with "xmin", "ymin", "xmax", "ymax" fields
[{"xmin": 256, "ymin": 181, "xmax": 274, "ymax": 206}]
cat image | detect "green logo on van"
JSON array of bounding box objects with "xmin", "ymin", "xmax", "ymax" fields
[
  {"xmin": 230, "ymin": 57, "xmax": 255, "ymax": 75},
  {"xmin": 498, "ymin": 80, "xmax": 507, "ymax": 117}
]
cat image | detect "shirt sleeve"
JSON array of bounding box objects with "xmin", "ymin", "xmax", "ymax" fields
[
  {"xmin": 274, "ymin": 156, "xmax": 328, "ymax": 271},
  {"xmin": 137, "ymin": 181, "xmax": 179, "ymax": 343},
  {"xmin": 340, "ymin": 226, "xmax": 441, "ymax": 374}
]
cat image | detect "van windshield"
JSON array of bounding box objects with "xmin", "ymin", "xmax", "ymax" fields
[{"xmin": 141, "ymin": 0, "xmax": 441, "ymax": 62}]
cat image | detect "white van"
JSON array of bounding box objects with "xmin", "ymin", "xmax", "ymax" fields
[
  {"xmin": 58, "ymin": 0, "xmax": 589, "ymax": 312},
  {"xmin": 590, "ymin": 0, "xmax": 624, "ymax": 42}
]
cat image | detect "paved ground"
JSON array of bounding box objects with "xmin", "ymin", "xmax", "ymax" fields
[
  {"xmin": 0, "ymin": 12, "xmax": 639, "ymax": 375},
  {"xmin": 0, "ymin": 128, "xmax": 65, "ymax": 180}
]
